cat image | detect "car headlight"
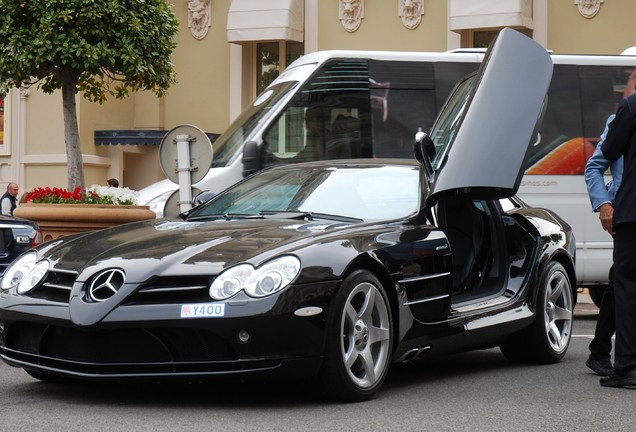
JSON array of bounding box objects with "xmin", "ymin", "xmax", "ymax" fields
[
  {"xmin": 1, "ymin": 251, "xmax": 49, "ymax": 293},
  {"xmin": 210, "ymin": 255, "xmax": 301, "ymax": 300}
]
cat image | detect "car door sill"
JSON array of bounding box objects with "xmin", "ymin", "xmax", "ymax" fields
[{"xmin": 451, "ymin": 295, "xmax": 509, "ymax": 314}]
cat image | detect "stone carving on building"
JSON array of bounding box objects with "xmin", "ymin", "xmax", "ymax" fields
[
  {"xmin": 574, "ymin": 0, "xmax": 603, "ymax": 19},
  {"xmin": 187, "ymin": 0, "xmax": 211, "ymax": 40},
  {"xmin": 399, "ymin": 0, "xmax": 424, "ymax": 29},
  {"xmin": 339, "ymin": 0, "xmax": 364, "ymax": 33}
]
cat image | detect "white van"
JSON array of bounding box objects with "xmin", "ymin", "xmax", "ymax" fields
[{"xmin": 138, "ymin": 49, "xmax": 636, "ymax": 300}]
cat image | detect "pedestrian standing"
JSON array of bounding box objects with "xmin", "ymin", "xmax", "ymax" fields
[
  {"xmin": 584, "ymin": 114, "xmax": 620, "ymax": 377},
  {"xmin": 600, "ymin": 91, "xmax": 636, "ymax": 387},
  {"xmin": 0, "ymin": 182, "xmax": 19, "ymax": 216}
]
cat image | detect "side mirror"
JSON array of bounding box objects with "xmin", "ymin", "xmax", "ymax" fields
[
  {"xmin": 242, "ymin": 141, "xmax": 263, "ymax": 177},
  {"xmin": 194, "ymin": 190, "xmax": 216, "ymax": 206},
  {"xmin": 413, "ymin": 129, "xmax": 435, "ymax": 175}
]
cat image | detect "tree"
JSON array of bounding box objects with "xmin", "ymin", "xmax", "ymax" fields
[{"xmin": 0, "ymin": 0, "xmax": 179, "ymax": 190}]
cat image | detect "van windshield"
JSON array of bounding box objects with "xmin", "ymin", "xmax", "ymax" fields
[{"xmin": 209, "ymin": 81, "xmax": 298, "ymax": 168}]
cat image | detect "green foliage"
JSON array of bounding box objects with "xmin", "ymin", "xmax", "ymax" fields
[{"xmin": 0, "ymin": 0, "xmax": 179, "ymax": 102}]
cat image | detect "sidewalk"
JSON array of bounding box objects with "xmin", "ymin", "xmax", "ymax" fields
[{"xmin": 575, "ymin": 288, "xmax": 599, "ymax": 317}]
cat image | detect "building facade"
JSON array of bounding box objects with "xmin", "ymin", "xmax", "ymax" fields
[{"xmin": 1, "ymin": 0, "xmax": 634, "ymax": 194}]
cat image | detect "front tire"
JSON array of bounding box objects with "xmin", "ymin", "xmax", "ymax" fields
[
  {"xmin": 501, "ymin": 261, "xmax": 573, "ymax": 363},
  {"xmin": 318, "ymin": 270, "xmax": 393, "ymax": 402}
]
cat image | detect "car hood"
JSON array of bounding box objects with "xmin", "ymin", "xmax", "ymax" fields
[
  {"xmin": 425, "ymin": 28, "xmax": 553, "ymax": 203},
  {"xmin": 41, "ymin": 217, "xmax": 356, "ymax": 282}
]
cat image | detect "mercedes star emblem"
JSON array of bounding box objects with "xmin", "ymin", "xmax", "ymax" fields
[{"xmin": 88, "ymin": 269, "xmax": 125, "ymax": 302}]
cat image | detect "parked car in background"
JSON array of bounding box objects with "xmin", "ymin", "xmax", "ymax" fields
[
  {"xmin": 0, "ymin": 29, "xmax": 575, "ymax": 401},
  {"xmin": 0, "ymin": 215, "xmax": 41, "ymax": 276}
]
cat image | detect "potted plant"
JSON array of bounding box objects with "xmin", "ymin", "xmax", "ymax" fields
[{"xmin": 14, "ymin": 185, "xmax": 156, "ymax": 241}]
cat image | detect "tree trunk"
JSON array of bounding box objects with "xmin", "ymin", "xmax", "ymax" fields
[{"xmin": 61, "ymin": 82, "xmax": 85, "ymax": 191}]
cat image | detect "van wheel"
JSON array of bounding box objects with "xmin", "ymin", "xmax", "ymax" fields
[
  {"xmin": 501, "ymin": 261, "xmax": 573, "ymax": 363},
  {"xmin": 588, "ymin": 286, "xmax": 606, "ymax": 308},
  {"xmin": 317, "ymin": 270, "xmax": 393, "ymax": 402}
]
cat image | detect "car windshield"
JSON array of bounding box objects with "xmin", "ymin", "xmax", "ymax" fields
[
  {"xmin": 188, "ymin": 164, "xmax": 420, "ymax": 222},
  {"xmin": 209, "ymin": 81, "xmax": 298, "ymax": 168}
]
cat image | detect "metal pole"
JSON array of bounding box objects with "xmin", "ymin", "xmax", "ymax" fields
[{"xmin": 175, "ymin": 134, "xmax": 193, "ymax": 212}]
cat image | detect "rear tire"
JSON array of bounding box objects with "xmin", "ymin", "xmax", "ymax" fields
[
  {"xmin": 501, "ymin": 261, "xmax": 573, "ymax": 363},
  {"xmin": 317, "ymin": 270, "xmax": 393, "ymax": 402}
]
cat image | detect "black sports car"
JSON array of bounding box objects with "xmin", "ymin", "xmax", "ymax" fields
[
  {"xmin": 0, "ymin": 29, "xmax": 575, "ymax": 401},
  {"xmin": 0, "ymin": 215, "xmax": 41, "ymax": 276}
]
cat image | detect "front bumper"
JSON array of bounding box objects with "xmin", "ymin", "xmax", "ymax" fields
[{"xmin": 0, "ymin": 280, "xmax": 338, "ymax": 381}]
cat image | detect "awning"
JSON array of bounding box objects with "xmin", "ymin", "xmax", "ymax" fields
[
  {"xmin": 227, "ymin": 0, "xmax": 304, "ymax": 43},
  {"xmin": 95, "ymin": 130, "xmax": 219, "ymax": 146},
  {"xmin": 449, "ymin": 0, "xmax": 534, "ymax": 31}
]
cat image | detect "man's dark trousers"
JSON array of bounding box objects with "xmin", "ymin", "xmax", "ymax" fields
[
  {"xmin": 589, "ymin": 265, "xmax": 615, "ymax": 361},
  {"xmin": 613, "ymin": 222, "xmax": 636, "ymax": 372}
]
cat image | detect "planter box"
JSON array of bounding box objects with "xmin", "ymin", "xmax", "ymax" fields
[{"xmin": 13, "ymin": 203, "xmax": 156, "ymax": 242}]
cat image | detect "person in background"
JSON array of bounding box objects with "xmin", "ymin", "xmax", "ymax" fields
[
  {"xmin": 292, "ymin": 107, "xmax": 325, "ymax": 163},
  {"xmin": 584, "ymin": 78, "xmax": 636, "ymax": 379},
  {"xmin": 1, "ymin": 182, "xmax": 19, "ymax": 216},
  {"xmin": 107, "ymin": 178, "xmax": 119, "ymax": 187},
  {"xmin": 584, "ymin": 114, "xmax": 619, "ymax": 377},
  {"xmin": 599, "ymin": 90, "xmax": 636, "ymax": 388}
]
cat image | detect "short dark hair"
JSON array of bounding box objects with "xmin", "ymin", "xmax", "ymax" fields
[{"xmin": 107, "ymin": 178, "xmax": 119, "ymax": 187}]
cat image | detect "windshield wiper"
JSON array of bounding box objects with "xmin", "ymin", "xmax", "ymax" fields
[
  {"xmin": 186, "ymin": 211, "xmax": 362, "ymax": 223},
  {"xmin": 259, "ymin": 210, "xmax": 362, "ymax": 223},
  {"xmin": 186, "ymin": 213, "xmax": 264, "ymax": 221},
  {"xmin": 259, "ymin": 210, "xmax": 313, "ymax": 220}
]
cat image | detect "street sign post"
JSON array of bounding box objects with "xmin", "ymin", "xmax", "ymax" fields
[{"xmin": 159, "ymin": 124, "xmax": 213, "ymax": 214}]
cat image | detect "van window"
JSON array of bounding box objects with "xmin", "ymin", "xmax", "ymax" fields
[
  {"xmin": 262, "ymin": 59, "xmax": 479, "ymax": 166},
  {"xmin": 210, "ymin": 81, "xmax": 298, "ymax": 169},
  {"xmin": 263, "ymin": 59, "xmax": 372, "ymax": 165},
  {"xmin": 525, "ymin": 64, "xmax": 584, "ymax": 174},
  {"xmin": 525, "ymin": 64, "xmax": 634, "ymax": 175}
]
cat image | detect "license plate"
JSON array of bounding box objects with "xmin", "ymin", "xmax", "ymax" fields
[{"xmin": 180, "ymin": 303, "xmax": 225, "ymax": 318}]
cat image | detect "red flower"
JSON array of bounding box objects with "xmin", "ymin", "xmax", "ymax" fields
[
  {"xmin": 24, "ymin": 185, "xmax": 128, "ymax": 205},
  {"xmin": 25, "ymin": 186, "xmax": 89, "ymax": 204}
]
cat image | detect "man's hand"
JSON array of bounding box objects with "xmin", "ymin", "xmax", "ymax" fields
[{"xmin": 599, "ymin": 202, "xmax": 614, "ymax": 235}]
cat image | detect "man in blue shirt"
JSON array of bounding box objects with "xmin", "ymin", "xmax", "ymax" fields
[{"xmin": 584, "ymin": 114, "xmax": 621, "ymax": 377}]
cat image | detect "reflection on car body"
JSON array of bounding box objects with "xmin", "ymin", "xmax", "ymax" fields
[
  {"xmin": 0, "ymin": 29, "xmax": 575, "ymax": 402},
  {"xmin": 0, "ymin": 216, "xmax": 41, "ymax": 276}
]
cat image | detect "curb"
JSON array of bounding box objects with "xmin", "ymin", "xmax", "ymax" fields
[{"xmin": 575, "ymin": 289, "xmax": 599, "ymax": 317}]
